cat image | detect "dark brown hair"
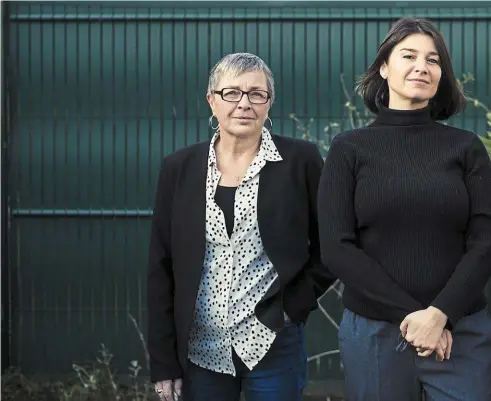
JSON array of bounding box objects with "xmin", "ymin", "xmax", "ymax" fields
[{"xmin": 357, "ymin": 18, "xmax": 467, "ymax": 120}]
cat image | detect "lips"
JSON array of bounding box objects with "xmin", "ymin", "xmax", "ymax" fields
[
  {"xmin": 408, "ymin": 79, "xmax": 430, "ymax": 84},
  {"xmin": 234, "ymin": 117, "xmax": 254, "ymax": 120}
]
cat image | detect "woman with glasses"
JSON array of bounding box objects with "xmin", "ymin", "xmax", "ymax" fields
[
  {"xmin": 147, "ymin": 52, "xmax": 335, "ymax": 401},
  {"xmin": 318, "ymin": 18, "xmax": 491, "ymax": 400}
]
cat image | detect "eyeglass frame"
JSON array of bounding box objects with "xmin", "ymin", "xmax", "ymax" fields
[
  {"xmin": 212, "ymin": 88, "xmax": 271, "ymax": 104},
  {"xmin": 396, "ymin": 332, "xmax": 410, "ymax": 353}
]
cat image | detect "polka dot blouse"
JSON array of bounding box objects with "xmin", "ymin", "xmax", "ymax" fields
[{"xmin": 187, "ymin": 128, "xmax": 284, "ymax": 376}]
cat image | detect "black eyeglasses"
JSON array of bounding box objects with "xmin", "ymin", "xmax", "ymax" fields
[{"xmin": 213, "ymin": 88, "xmax": 271, "ymax": 104}]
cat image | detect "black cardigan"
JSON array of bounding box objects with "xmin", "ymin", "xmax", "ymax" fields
[{"xmin": 147, "ymin": 134, "xmax": 335, "ymax": 382}]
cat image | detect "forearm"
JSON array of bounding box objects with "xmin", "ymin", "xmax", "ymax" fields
[{"xmin": 321, "ymin": 244, "xmax": 423, "ymax": 316}]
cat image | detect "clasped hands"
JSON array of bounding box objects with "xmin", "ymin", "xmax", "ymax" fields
[{"xmin": 400, "ymin": 306, "xmax": 452, "ymax": 361}]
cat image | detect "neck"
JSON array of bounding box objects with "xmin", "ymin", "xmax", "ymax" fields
[
  {"xmin": 388, "ymin": 98, "xmax": 429, "ymax": 111},
  {"xmin": 375, "ymin": 104, "xmax": 433, "ymax": 127},
  {"xmin": 215, "ymin": 130, "xmax": 262, "ymax": 159}
]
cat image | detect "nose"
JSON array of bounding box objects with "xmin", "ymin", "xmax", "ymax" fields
[
  {"xmin": 414, "ymin": 57, "xmax": 428, "ymax": 75},
  {"xmin": 237, "ymin": 93, "xmax": 252, "ymax": 109}
]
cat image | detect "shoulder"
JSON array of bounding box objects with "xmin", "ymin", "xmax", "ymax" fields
[
  {"xmin": 160, "ymin": 140, "xmax": 210, "ymax": 171},
  {"xmin": 434, "ymin": 123, "xmax": 489, "ymax": 156},
  {"xmin": 271, "ymin": 133, "xmax": 322, "ymax": 162},
  {"xmin": 331, "ymin": 127, "xmax": 375, "ymax": 145},
  {"xmin": 434, "ymin": 123, "xmax": 477, "ymax": 141},
  {"xmin": 326, "ymin": 128, "xmax": 373, "ymax": 154}
]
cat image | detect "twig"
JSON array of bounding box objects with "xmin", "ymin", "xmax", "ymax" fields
[
  {"xmin": 340, "ymin": 73, "xmax": 359, "ymax": 129},
  {"xmin": 316, "ymin": 303, "xmax": 340, "ymax": 330},
  {"xmin": 129, "ymin": 313, "xmax": 150, "ymax": 371},
  {"xmin": 307, "ymin": 349, "xmax": 340, "ymax": 362},
  {"xmin": 318, "ymin": 279, "xmax": 343, "ymax": 301}
]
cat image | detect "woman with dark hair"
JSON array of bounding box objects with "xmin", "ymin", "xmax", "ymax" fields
[{"xmin": 318, "ymin": 18, "xmax": 491, "ymax": 400}]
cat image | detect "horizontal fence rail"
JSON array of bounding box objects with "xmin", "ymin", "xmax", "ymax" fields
[{"xmin": 11, "ymin": 209, "xmax": 153, "ymax": 217}]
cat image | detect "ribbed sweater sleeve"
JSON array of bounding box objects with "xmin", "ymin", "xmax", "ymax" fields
[{"xmin": 431, "ymin": 135, "xmax": 491, "ymax": 326}]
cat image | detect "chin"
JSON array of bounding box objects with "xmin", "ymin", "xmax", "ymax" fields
[
  {"xmin": 407, "ymin": 94, "xmax": 432, "ymax": 105},
  {"xmin": 229, "ymin": 125, "xmax": 258, "ymax": 136}
]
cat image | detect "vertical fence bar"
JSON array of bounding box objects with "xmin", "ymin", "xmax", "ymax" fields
[
  {"xmin": 315, "ymin": 12, "xmax": 320, "ymax": 141},
  {"xmin": 40, "ymin": 12, "xmax": 45, "ymax": 212},
  {"xmin": 159, "ymin": 11, "xmax": 164, "ymax": 161},
  {"xmin": 279, "ymin": 19, "xmax": 285, "ymax": 136},
  {"xmin": 10, "ymin": 1, "xmax": 20, "ymax": 369},
  {"xmin": 99, "ymin": 7, "xmax": 107, "ymax": 332},
  {"xmin": 1, "ymin": 0, "xmax": 11, "ymax": 372},
  {"xmin": 88, "ymin": 5, "xmax": 96, "ymax": 333},
  {"xmin": 195, "ymin": 16, "xmax": 200, "ymax": 143},
  {"xmin": 40, "ymin": 13, "xmax": 49, "ymax": 344},
  {"xmin": 183, "ymin": 15, "xmax": 188, "ymax": 147},
  {"xmin": 303, "ymin": 19, "xmax": 307, "ymax": 129},
  {"xmin": 123, "ymin": 9, "xmax": 130, "ymax": 325},
  {"xmin": 111, "ymin": 8, "xmax": 119, "ymax": 334},
  {"xmin": 147, "ymin": 7, "xmax": 152, "ymax": 208},
  {"xmin": 75, "ymin": 4, "xmax": 83, "ymax": 330},
  {"xmin": 171, "ymin": 12, "xmax": 176, "ymax": 153},
  {"xmin": 26, "ymin": 3, "xmax": 34, "ymax": 361},
  {"xmin": 487, "ymin": 19, "xmax": 490, "ymax": 99},
  {"xmin": 136, "ymin": 12, "xmax": 140, "ymax": 212},
  {"xmin": 51, "ymin": 3, "xmax": 59, "ymax": 330},
  {"xmin": 63, "ymin": 3, "xmax": 71, "ymax": 337},
  {"xmin": 135, "ymin": 10, "xmax": 142, "ymax": 327},
  {"xmin": 206, "ymin": 12, "xmax": 212, "ymax": 142},
  {"xmin": 143, "ymin": 7, "xmax": 152, "ymax": 329}
]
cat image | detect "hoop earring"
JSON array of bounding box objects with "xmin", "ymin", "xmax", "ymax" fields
[
  {"xmin": 264, "ymin": 117, "xmax": 273, "ymax": 132},
  {"xmin": 209, "ymin": 115, "xmax": 219, "ymax": 130}
]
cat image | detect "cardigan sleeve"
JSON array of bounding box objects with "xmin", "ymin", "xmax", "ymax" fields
[{"xmin": 147, "ymin": 157, "xmax": 182, "ymax": 382}]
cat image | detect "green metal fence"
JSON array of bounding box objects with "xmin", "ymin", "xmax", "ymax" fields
[{"xmin": 3, "ymin": 0, "xmax": 491, "ymax": 383}]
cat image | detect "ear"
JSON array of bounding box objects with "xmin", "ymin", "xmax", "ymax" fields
[
  {"xmin": 206, "ymin": 94, "xmax": 215, "ymax": 115},
  {"xmin": 379, "ymin": 62, "xmax": 388, "ymax": 80}
]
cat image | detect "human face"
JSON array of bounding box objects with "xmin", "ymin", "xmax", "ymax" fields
[
  {"xmin": 207, "ymin": 70, "xmax": 271, "ymax": 138},
  {"xmin": 380, "ymin": 33, "xmax": 442, "ymax": 110}
]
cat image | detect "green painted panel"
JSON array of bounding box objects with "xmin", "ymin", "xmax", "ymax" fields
[{"xmin": 5, "ymin": 1, "xmax": 491, "ymax": 381}]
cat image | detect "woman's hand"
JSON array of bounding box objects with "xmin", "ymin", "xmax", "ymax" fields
[
  {"xmin": 426, "ymin": 329, "xmax": 453, "ymax": 361},
  {"xmin": 400, "ymin": 307, "xmax": 448, "ymax": 357},
  {"xmin": 154, "ymin": 378, "xmax": 182, "ymax": 401}
]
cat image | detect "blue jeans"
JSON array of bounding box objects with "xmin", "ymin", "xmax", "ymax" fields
[
  {"xmin": 182, "ymin": 321, "xmax": 307, "ymax": 401},
  {"xmin": 339, "ymin": 308, "xmax": 491, "ymax": 401}
]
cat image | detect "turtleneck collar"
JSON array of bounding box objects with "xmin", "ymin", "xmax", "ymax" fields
[{"xmin": 374, "ymin": 105, "xmax": 434, "ymax": 126}]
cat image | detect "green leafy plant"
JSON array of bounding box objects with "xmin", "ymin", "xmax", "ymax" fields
[
  {"xmin": 290, "ymin": 74, "xmax": 374, "ymax": 157},
  {"xmin": 459, "ymin": 73, "xmax": 491, "ymax": 156},
  {"xmin": 1, "ymin": 314, "xmax": 153, "ymax": 401}
]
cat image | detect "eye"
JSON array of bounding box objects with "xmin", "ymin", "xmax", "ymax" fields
[
  {"xmin": 428, "ymin": 58, "xmax": 440, "ymax": 65},
  {"xmin": 403, "ymin": 54, "xmax": 415, "ymax": 60},
  {"xmin": 224, "ymin": 89, "xmax": 241, "ymax": 96},
  {"xmin": 250, "ymin": 91, "xmax": 267, "ymax": 100}
]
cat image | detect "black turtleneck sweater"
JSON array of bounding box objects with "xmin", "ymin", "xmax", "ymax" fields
[{"xmin": 318, "ymin": 106, "xmax": 491, "ymax": 327}]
